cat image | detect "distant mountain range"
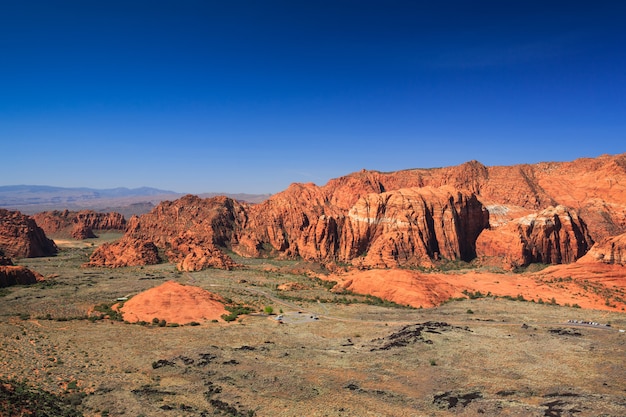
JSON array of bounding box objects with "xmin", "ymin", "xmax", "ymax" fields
[{"xmin": 0, "ymin": 185, "xmax": 270, "ymax": 215}]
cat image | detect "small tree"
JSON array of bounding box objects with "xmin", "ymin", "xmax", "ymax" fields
[{"xmin": 264, "ymin": 306, "xmax": 274, "ymax": 315}]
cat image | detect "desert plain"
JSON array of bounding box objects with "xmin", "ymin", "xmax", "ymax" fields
[{"xmin": 1, "ymin": 232, "xmax": 626, "ymax": 417}]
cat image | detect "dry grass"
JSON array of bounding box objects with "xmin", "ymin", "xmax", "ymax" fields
[{"xmin": 2, "ymin": 237, "xmax": 626, "ymax": 416}]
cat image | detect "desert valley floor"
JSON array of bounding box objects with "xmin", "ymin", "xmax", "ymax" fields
[{"xmin": 1, "ymin": 234, "xmax": 625, "ymax": 417}]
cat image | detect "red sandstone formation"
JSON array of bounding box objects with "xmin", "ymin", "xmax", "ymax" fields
[
  {"xmin": 347, "ymin": 186, "xmax": 489, "ymax": 268},
  {"xmin": 167, "ymin": 234, "xmax": 238, "ymax": 271},
  {"xmin": 88, "ymin": 195, "xmax": 245, "ymax": 269},
  {"xmin": 476, "ymin": 205, "xmax": 593, "ymax": 268},
  {"xmin": 32, "ymin": 210, "xmax": 126, "ymax": 239},
  {"xmin": 577, "ymin": 232, "xmax": 626, "ymax": 265},
  {"xmin": 71, "ymin": 223, "xmax": 96, "ymax": 239},
  {"xmin": 327, "ymin": 267, "xmax": 626, "ymax": 311},
  {"xmin": 233, "ymin": 185, "xmax": 488, "ymax": 268},
  {"xmin": 87, "ymin": 154, "xmax": 626, "ymax": 272},
  {"xmin": 0, "ymin": 265, "xmax": 44, "ymax": 287},
  {"xmin": 0, "ymin": 209, "xmax": 57, "ymax": 258},
  {"xmin": 119, "ymin": 281, "xmax": 229, "ymax": 324},
  {"xmin": 85, "ymin": 239, "xmax": 160, "ymax": 268}
]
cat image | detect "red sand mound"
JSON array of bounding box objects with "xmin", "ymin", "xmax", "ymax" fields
[{"xmin": 120, "ymin": 281, "xmax": 228, "ymax": 324}]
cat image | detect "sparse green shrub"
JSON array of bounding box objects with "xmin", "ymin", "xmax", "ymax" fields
[
  {"xmin": 264, "ymin": 305, "xmax": 274, "ymax": 315},
  {"xmin": 466, "ymin": 309, "xmax": 474, "ymax": 314},
  {"xmin": 0, "ymin": 377, "xmax": 84, "ymax": 417},
  {"xmin": 158, "ymin": 319, "xmax": 167, "ymax": 327},
  {"xmin": 221, "ymin": 304, "xmax": 254, "ymax": 322},
  {"xmin": 93, "ymin": 303, "xmax": 123, "ymax": 321}
]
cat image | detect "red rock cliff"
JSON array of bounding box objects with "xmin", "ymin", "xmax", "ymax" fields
[
  {"xmin": 33, "ymin": 210, "xmax": 126, "ymax": 239},
  {"xmin": 476, "ymin": 205, "xmax": 593, "ymax": 268},
  {"xmin": 233, "ymin": 184, "xmax": 489, "ymax": 268},
  {"xmin": 0, "ymin": 209, "xmax": 57, "ymax": 258},
  {"xmin": 88, "ymin": 195, "xmax": 244, "ymax": 269},
  {"xmin": 86, "ymin": 154, "xmax": 626, "ymax": 270}
]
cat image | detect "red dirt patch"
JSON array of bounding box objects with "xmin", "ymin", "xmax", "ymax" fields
[{"xmin": 120, "ymin": 281, "xmax": 228, "ymax": 324}]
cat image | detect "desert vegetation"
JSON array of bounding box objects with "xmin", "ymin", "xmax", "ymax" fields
[{"xmin": 1, "ymin": 235, "xmax": 625, "ymax": 416}]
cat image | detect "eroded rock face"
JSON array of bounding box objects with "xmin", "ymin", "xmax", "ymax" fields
[
  {"xmin": 345, "ymin": 187, "xmax": 489, "ymax": 268},
  {"xmin": 0, "ymin": 266, "xmax": 43, "ymax": 287},
  {"xmin": 0, "ymin": 209, "xmax": 57, "ymax": 258},
  {"xmin": 85, "ymin": 239, "xmax": 160, "ymax": 268},
  {"xmin": 476, "ymin": 205, "xmax": 593, "ymax": 267},
  {"xmin": 32, "ymin": 210, "xmax": 126, "ymax": 238},
  {"xmin": 167, "ymin": 235, "xmax": 238, "ymax": 271},
  {"xmin": 233, "ymin": 185, "xmax": 489, "ymax": 268},
  {"xmin": 578, "ymin": 233, "xmax": 626, "ymax": 265},
  {"xmin": 85, "ymin": 154, "xmax": 626, "ymax": 270},
  {"xmin": 88, "ymin": 195, "xmax": 245, "ymax": 269}
]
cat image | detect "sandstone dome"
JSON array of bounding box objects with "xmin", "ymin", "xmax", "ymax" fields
[{"xmin": 120, "ymin": 281, "xmax": 228, "ymax": 324}]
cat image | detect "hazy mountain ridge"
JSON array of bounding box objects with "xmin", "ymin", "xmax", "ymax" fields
[{"xmin": 0, "ymin": 185, "xmax": 270, "ymax": 214}]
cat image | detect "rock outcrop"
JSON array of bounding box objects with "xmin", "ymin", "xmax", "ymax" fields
[
  {"xmin": 344, "ymin": 187, "xmax": 488, "ymax": 268},
  {"xmin": 71, "ymin": 223, "xmax": 97, "ymax": 239},
  {"xmin": 0, "ymin": 209, "xmax": 57, "ymax": 258},
  {"xmin": 85, "ymin": 239, "xmax": 160, "ymax": 268},
  {"xmin": 578, "ymin": 232, "xmax": 626, "ymax": 265},
  {"xmin": 85, "ymin": 153, "xmax": 626, "ymax": 271},
  {"xmin": 476, "ymin": 205, "xmax": 594, "ymax": 268},
  {"xmin": 167, "ymin": 234, "xmax": 239, "ymax": 271},
  {"xmin": 233, "ymin": 185, "xmax": 489, "ymax": 268},
  {"xmin": 88, "ymin": 195, "xmax": 245, "ymax": 269},
  {"xmin": 32, "ymin": 210, "xmax": 126, "ymax": 239},
  {"xmin": 0, "ymin": 266, "xmax": 43, "ymax": 287}
]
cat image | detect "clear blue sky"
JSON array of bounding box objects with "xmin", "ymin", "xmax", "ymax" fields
[{"xmin": 1, "ymin": 1, "xmax": 625, "ymax": 194}]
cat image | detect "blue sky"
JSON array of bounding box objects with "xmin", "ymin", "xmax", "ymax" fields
[{"xmin": 1, "ymin": 1, "xmax": 625, "ymax": 194}]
